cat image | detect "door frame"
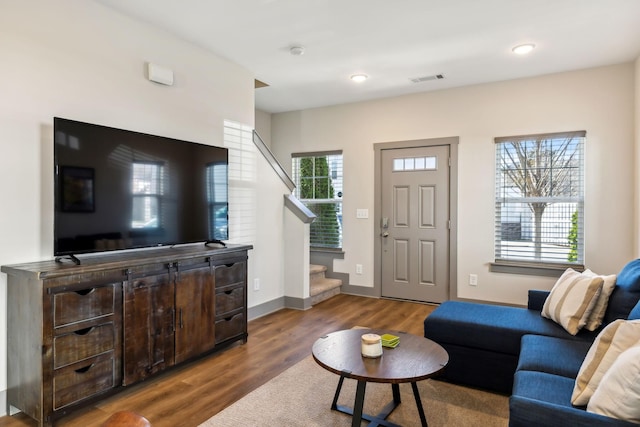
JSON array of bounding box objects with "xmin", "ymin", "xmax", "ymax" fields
[{"xmin": 373, "ymin": 137, "xmax": 459, "ymax": 301}]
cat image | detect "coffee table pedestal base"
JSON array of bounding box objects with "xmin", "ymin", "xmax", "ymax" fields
[{"xmin": 331, "ymin": 375, "xmax": 428, "ymax": 427}]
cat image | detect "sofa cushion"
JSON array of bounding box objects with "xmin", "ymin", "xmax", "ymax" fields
[
  {"xmin": 509, "ymin": 395, "xmax": 639, "ymax": 427},
  {"xmin": 604, "ymin": 259, "xmax": 640, "ymax": 324},
  {"xmin": 572, "ymin": 319, "xmax": 640, "ymax": 406},
  {"xmin": 541, "ymin": 268, "xmax": 603, "ymax": 335},
  {"xmin": 587, "ymin": 345, "xmax": 640, "ymax": 423},
  {"xmin": 517, "ymin": 335, "xmax": 591, "ymax": 379},
  {"xmin": 627, "ymin": 298, "xmax": 640, "ymax": 320},
  {"xmin": 513, "ymin": 370, "xmax": 576, "ymax": 407},
  {"xmin": 425, "ymin": 301, "xmax": 597, "ymax": 356}
]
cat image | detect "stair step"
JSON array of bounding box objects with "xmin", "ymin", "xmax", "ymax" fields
[
  {"xmin": 310, "ymin": 277, "xmax": 342, "ymax": 296},
  {"xmin": 310, "ymin": 264, "xmax": 329, "ymax": 284},
  {"xmin": 309, "ymin": 264, "xmax": 342, "ymax": 305},
  {"xmin": 310, "ymin": 264, "xmax": 327, "ymax": 274}
]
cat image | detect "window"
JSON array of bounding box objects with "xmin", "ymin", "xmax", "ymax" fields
[
  {"xmin": 292, "ymin": 151, "xmax": 343, "ymax": 249},
  {"xmin": 223, "ymin": 120, "xmax": 256, "ymax": 245},
  {"xmin": 393, "ymin": 156, "xmax": 437, "ymax": 171},
  {"xmin": 494, "ymin": 131, "xmax": 585, "ymax": 270},
  {"xmin": 206, "ymin": 162, "xmax": 228, "ymax": 240},
  {"xmin": 131, "ymin": 162, "xmax": 164, "ymax": 228}
]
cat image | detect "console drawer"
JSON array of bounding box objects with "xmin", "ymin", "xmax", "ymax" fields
[
  {"xmin": 215, "ymin": 311, "xmax": 245, "ymax": 344},
  {"xmin": 53, "ymin": 323, "xmax": 115, "ymax": 369},
  {"xmin": 53, "ymin": 352, "xmax": 115, "ymax": 409},
  {"xmin": 54, "ymin": 285, "xmax": 115, "ymax": 327},
  {"xmin": 215, "ymin": 286, "xmax": 244, "ymax": 315},
  {"xmin": 214, "ymin": 262, "xmax": 245, "ymax": 288}
]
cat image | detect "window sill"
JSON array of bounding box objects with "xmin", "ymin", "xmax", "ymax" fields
[
  {"xmin": 490, "ymin": 261, "xmax": 584, "ymax": 278},
  {"xmin": 310, "ymin": 247, "xmax": 344, "ymax": 255}
]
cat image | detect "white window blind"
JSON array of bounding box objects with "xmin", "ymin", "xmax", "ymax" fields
[
  {"xmin": 131, "ymin": 162, "xmax": 164, "ymax": 229},
  {"xmin": 223, "ymin": 120, "xmax": 256, "ymax": 245},
  {"xmin": 495, "ymin": 131, "xmax": 585, "ymax": 266},
  {"xmin": 292, "ymin": 151, "xmax": 343, "ymax": 249},
  {"xmin": 206, "ymin": 162, "xmax": 228, "ymax": 240}
]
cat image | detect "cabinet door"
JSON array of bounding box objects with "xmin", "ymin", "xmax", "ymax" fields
[
  {"xmin": 123, "ymin": 272, "xmax": 175, "ymax": 385},
  {"xmin": 175, "ymin": 266, "xmax": 216, "ymax": 364}
]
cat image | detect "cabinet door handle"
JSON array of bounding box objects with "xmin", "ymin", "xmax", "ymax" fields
[
  {"xmin": 179, "ymin": 308, "xmax": 184, "ymax": 329},
  {"xmin": 75, "ymin": 363, "xmax": 94, "ymax": 374},
  {"xmin": 74, "ymin": 327, "xmax": 95, "ymax": 336}
]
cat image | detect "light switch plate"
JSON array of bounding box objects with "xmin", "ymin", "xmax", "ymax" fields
[{"xmin": 356, "ymin": 209, "xmax": 369, "ymax": 219}]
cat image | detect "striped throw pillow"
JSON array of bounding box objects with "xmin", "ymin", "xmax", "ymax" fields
[
  {"xmin": 541, "ymin": 268, "xmax": 603, "ymax": 335},
  {"xmin": 582, "ymin": 269, "xmax": 617, "ymax": 331},
  {"xmin": 587, "ymin": 345, "xmax": 640, "ymax": 422},
  {"xmin": 572, "ymin": 319, "xmax": 640, "ymax": 406}
]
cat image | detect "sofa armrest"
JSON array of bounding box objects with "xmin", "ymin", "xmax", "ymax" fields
[
  {"xmin": 528, "ymin": 290, "xmax": 550, "ymax": 311},
  {"xmin": 509, "ymin": 396, "xmax": 637, "ymax": 427}
]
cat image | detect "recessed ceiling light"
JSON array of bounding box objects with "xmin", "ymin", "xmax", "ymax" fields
[
  {"xmin": 350, "ymin": 74, "xmax": 368, "ymax": 83},
  {"xmin": 512, "ymin": 44, "xmax": 536, "ymax": 55}
]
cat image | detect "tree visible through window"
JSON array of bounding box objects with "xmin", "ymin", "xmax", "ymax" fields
[
  {"xmin": 495, "ymin": 131, "xmax": 585, "ymax": 266},
  {"xmin": 292, "ymin": 152, "xmax": 343, "ymax": 249}
]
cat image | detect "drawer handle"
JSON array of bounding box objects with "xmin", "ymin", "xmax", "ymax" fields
[
  {"xmin": 225, "ymin": 263, "xmax": 235, "ymax": 268},
  {"xmin": 75, "ymin": 288, "xmax": 96, "ymax": 296},
  {"xmin": 74, "ymin": 327, "xmax": 95, "ymax": 336},
  {"xmin": 75, "ymin": 364, "xmax": 94, "ymax": 374},
  {"xmin": 224, "ymin": 316, "xmax": 234, "ymax": 321},
  {"xmin": 224, "ymin": 290, "xmax": 233, "ymax": 295}
]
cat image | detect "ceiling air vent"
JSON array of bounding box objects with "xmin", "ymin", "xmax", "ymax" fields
[{"xmin": 409, "ymin": 74, "xmax": 444, "ymax": 84}]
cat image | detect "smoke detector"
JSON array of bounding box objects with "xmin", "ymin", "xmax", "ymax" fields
[{"xmin": 289, "ymin": 46, "xmax": 305, "ymax": 56}]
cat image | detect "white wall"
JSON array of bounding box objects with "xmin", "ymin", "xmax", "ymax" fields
[
  {"xmin": 255, "ymin": 109, "xmax": 273, "ymax": 148},
  {"xmin": 636, "ymin": 56, "xmax": 640, "ymax": 256},
  {"xmin": 271, "ymin": 63, "xmax": 637, "ymax": 305},
  {"xmin": 0, "ymin": 1, "xmax": 278, "ymax": 412}
]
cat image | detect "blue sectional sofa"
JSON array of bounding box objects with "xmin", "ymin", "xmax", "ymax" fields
[{"xmin": 423, "ymin": 259, "xmax": 640, "ymax": 426}]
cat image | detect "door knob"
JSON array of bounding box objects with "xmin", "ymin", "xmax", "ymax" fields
[{"xmin": 382, "ymin": 232, "xmax": 389, "ymax": 238}]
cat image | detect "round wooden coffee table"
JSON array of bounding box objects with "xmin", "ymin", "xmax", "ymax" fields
[{"xmin": 312, "ymin": 329, "xmax": 448, "ymax": 427}]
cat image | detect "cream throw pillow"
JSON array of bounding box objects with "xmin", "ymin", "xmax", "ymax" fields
[
  {"xmin": 571, "ymin": 319, "xmax": 640, "ymax": 406},
  {"xmin": 587, "ymin": 345, "xmax": 640, "ymax": 423},
  {"xmin": 582, "ymin": 269, "xmax": 617, "ymax": 331},
  {"xmin": 541, "ymin": 268, "xmax": 603, "ymax": 335}
]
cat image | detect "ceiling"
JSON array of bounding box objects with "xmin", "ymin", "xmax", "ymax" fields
[{"xmin": 95, "ymin": 0, "xmax": 640, "ymax": 114}]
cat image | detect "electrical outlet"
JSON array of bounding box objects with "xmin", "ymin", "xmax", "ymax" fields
[
  {"xmin": 253, "ymin": 278, "xmax": 260, "ymax": 291},
  {"xmin": 469, "ymin": 274, "xmax": 478, "ymax": 286},
  {"xmin": 356, "ymin": 264, "xmax": 363, "ymax": 274}
]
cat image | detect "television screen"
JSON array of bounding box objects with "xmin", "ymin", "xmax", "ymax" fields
[{"xmin": 53, "ymin": 117, "xmax": 228, "ymax": 256}]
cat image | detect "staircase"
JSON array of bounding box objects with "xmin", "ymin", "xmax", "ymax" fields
[{"xmin": 310, "ymin": 264, "xmax": 342, "ymax": 305}]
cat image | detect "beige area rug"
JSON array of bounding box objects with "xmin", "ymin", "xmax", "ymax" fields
[{"xmin": 199, "ymin": 356, "xmax": 509, "ymax": 427}]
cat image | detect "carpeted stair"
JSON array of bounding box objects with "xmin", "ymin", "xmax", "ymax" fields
[{"xmin": 310, "ymin": 264, "xmax": 342, "ymax": 305}]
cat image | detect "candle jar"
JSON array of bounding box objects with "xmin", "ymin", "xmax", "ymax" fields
[{"xmin": 361, "ymin": 333, "xmax": 383, "ymax": 358}]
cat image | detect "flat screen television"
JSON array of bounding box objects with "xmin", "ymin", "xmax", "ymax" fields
[{"xmin": 53, "ymin": 117, "xmax": 228, "ymax": 259}]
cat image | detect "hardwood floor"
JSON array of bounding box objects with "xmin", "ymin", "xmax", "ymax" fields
[{"xmin": 0, "ymin": 294, "xmax": 436, "ymax": 427}]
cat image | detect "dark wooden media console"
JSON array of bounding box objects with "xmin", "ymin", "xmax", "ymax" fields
[{"xmin": 1, "ymin": 244, "xmax": 252, "ymax": 427}]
